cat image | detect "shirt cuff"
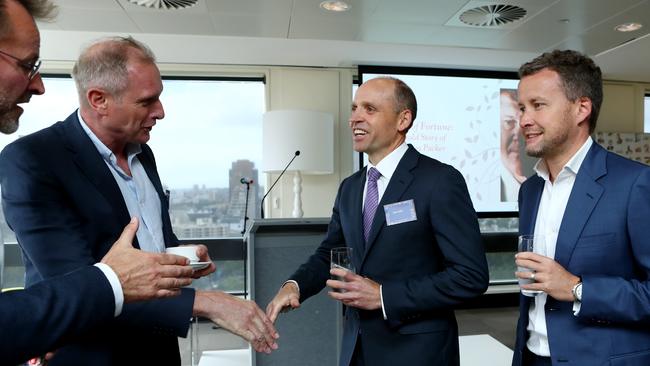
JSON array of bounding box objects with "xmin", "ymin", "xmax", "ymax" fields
[
  {"xmin": 282, "ymin": 280, "xmax": 300, "ymax": 295},
  {"xmin": 380, "ymin": 285, "xmax": 387, "ymax": 320},
  {"xmin": 572, "ymin": 300, "xmax": 581, "ymax": 315},
  {"xmin": 94, "ymin": 262, "xmax": 123, "ymax": 317}
]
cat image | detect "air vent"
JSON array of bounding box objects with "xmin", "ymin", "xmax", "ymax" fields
[
  {"xmin": 459, "ymin": 4, "xmax": 526, "ymax": 27},
  {"xmin": 126, "ymin": 0, "xmax": 198, "ymax": 10}
]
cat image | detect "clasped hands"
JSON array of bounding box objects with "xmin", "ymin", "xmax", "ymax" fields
[
  {"xmin": 187, "ymin": 246, "xmax": 279, "ymax": 354},
  {"xmin": 514, "ymin": 252, "xmax": 581, "ymax": 301}
]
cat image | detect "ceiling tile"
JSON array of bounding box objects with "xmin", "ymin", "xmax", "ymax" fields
[
  {"xmin": 128, "ymin": 12, "xmax": 216, "ymax": 35},
  {"xmin": 209, "ymin": 13, "xmax": 289, "ymax": 37},
  {"xmin": 205, "ymin": 0, "xmax": 293, "ymax": 15},
  {"xmin": 55, "ymin": 7, "xmax": 140, "ymax": 33},
  {"xmin": 57, "ymin": 0, "xmax": 124, "ymax": 10}
]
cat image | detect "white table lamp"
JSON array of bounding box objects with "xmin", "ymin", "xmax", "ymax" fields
[{"xmin": 263, "ymin": 110, "xmax": 334, "ymax": 218}]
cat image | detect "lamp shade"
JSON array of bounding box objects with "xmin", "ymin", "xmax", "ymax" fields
[{"xmin": 262, "ymin": 110, "xmax": 334, "ymax": 174}]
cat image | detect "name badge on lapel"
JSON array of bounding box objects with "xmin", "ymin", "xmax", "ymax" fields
[{"xmin": 383, "ymin": 199, "xmax": 417, "ymax": 226}]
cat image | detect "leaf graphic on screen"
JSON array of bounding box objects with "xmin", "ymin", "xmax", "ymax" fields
[
  {"xmin": 487, "ymin": 105, "xmax": 492, "ymax": 110},
  {"xmin": 473, "ymin": 135, "xmax": 479, "ymax": 142},
  {"xmin": 477, "ymin": 105, "xmax": 482, "ymax": 112},
  {"xmin": 493, "ymin": 132, "xmax": 497, "ymax": 138},
  {"xmin": 465, "ymin": 150, "xmax": 472, "ymax": 158},
  {"xmin": 476, "ymin": 192, "xmax": 483, "ymax": 201},
  {"xmin": 469, "ymin": 122, "xmax": 474, "ymax": 129},
  {"xmin": 466, "ymin": 106, "xmax": 474, "ymax": 111},
  {"xmin": 460, "ymin": 160, "xmax": 466, "ymax": 169},
  {"xmin": 472, "ymin": 160, "xmax": 477, "ymax": 165},
  {"xmin": 483, "ymin": 151, "xmax": 488, "ymax": 161},
  {"xmin": 484, "ymin": 95, "xmax": 489, "ymax": 103},
  {"xmin": 476, "ymin": 119, "xmax": 482, "ymax": 124},
  {"xmin": 492, "ymin": 91, "xmax": 498, "ymax": 99},
  {"xmin": 465, "ymin": 137, "xmax": 473, "ymax": 143}
]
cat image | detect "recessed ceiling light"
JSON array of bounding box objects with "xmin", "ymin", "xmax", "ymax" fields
[
  {"xmin": 614, "ymin": 22, "xmax": 643, "ymax": 32},
  {"xmin": 320, "ymin": 1, "xmax": 350, "ymax": 12}
]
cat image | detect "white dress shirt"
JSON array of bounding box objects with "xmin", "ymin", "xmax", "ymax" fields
[
  {"xmin": 363, "ymin": 142, "xmax": 409, "ymax": 319},
  {"xmin": 526, "ymin": 137, "xmax": 593, "ymax": 356}
]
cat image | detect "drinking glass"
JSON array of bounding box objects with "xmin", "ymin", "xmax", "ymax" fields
[
  {"xmin": 330, "ymin": 247, "xmax": 355, "ymax": 292},
  {"xmin": 517, "ymin": 234, "xmax": 545, "ymax": 297}
]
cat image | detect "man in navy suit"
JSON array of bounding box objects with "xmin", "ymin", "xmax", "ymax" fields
[
  {"xmin": 266, "ymin": 77, "xmax": 489, "ymax": 366},
  {"xmin": 512, "ymin": 50, "xmax": 650, "ymax": 365},
  {"xmin": 0, "ymin": 36, "xmax": 278, "ymax": 365},
  {"xmin": 0, "ymin": 1, "xmax": 198, "ymax": 363}
]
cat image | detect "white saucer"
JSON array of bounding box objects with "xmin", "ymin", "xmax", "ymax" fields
[{"xmin": 189, "ymin": 261, "xmax": 211, "ymax": 270}]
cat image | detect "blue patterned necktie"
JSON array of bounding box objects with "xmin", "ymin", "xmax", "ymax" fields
[{"xmin": 363, "ymin": 167, "xmax": 381, "ymax": 243}]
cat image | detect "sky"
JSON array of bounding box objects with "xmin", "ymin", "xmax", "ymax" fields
[{"xmin": 3, "ymin": 77, "xmax": 265, "ymax": 189}]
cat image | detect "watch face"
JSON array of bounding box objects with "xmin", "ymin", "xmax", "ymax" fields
[{"xmin": 577, "ymin": 283, "xmax": 583, "ymax": 300}]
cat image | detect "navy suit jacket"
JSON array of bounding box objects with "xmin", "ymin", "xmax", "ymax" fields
[
  {"xmin": 0, "ymin": 112, "xmax": 195, "ymax": 366},
  {"xmin": 513, "ymin": 142, "xmax": 650, "ymax": 366},
  {"xmin": 290, "ymin": 145, "xmax": 489, "ymax": 366},
  {"xmin": 0, "ymin": 266, "xmax": 114, "ymax": 365}
]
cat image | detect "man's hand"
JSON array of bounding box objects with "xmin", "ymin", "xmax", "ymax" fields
[
  {"xmin": 515, "ymin": 252, "xmax": 580, "ymax": 301},
  {"xmin": 194, "ymin": 291, "xmax": 279, "ymax": 354},
  {"xmin": 189, "ymin": 244, "xmax": 216, "ymax": 279},
  {"xmin": 265, "ymin": 282, "xmax": 301, "ymax": 323},
  {"xmin": 326, "ymin": 267, "xmax": 381, "ymax": 310},
  {"xmin": 101, "ymin": 217, "xmax": 194, "ymax": 303}
]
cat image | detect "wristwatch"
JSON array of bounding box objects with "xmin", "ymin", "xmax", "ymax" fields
[{"xmin": 571, "ymin": 280, "xmax": 583, "ymax": 302}]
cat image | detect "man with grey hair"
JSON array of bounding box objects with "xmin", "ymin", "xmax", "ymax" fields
[
  {"xmin": 0, "ymin": 35, "xmax": 279, "ymax": 365},
  {"xmin": 0, "ymin": 0, "xmax": 199, "ymax": 364}
]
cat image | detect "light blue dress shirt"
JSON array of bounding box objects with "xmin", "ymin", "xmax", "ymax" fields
[{"xmin": 77, "ymin": 110, "xmax": 165, "ymax": 254}]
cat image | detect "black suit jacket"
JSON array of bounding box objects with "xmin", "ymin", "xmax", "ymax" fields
[
  {"xmin": 290, "ymin": 145, "xmax": 489, "ymax": 366},
  {"xmin": 0, "ymin": 112, "xmax": 194, "ymax": 366},
  {"xmin": 0, "ymin": 266, "xmax": 114, "ymax": 365}
]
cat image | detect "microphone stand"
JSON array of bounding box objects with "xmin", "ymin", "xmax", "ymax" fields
[
  {"xmin": 241, "ymin": 181, "xmax": 251, "ymax": 235},
  {"xmin": 261, "ymin": 150, "xmax": 300, "ymax": 218}
]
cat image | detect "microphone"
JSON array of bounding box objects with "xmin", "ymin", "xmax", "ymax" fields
[
  {"xmin": 261, "ymin": 150, "xmax": 300, "ymax": 218},
  {"xmin": 240, "ymin": 178, "xmax": 253, "ymax": 184}
]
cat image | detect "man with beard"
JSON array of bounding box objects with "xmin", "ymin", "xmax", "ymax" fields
[
  {"xmin": 0, "ymin": 1, "xmax": 197, "ymax": 364},
  {"xmin": 512, "ymin": 50, "xmax": 650, "ymax": 365}
]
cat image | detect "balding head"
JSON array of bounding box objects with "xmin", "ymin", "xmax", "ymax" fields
[{"xmin": 72, "ymin": 36, "xmax": 157, "ymax": 107}]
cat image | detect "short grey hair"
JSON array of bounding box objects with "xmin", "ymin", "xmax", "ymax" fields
[
  {"xmin": 71, "ymin": 36, "xmax": 157, "ymax": 105},
  {"xmin": 0, "ymin": 0, "xmax": 57, "ymax": 38}
]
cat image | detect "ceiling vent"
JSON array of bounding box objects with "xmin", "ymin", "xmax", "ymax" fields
[
  {"xmin": 126, "ymin": 0, "xmax": 198, "ymax": 10},
  {"xmin": 459, "ymin": 4, "xmax": 526, "ymax": 27},
  {"xmin": 445, "ymin": 1, "xmax": 539, "ymax": 30}
]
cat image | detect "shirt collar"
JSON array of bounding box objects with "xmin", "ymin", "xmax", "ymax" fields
[
  {"xmin": 533, "ymin": 137, "xmax": 593, "ymax": 182},
  {"xmin": 366, "ymin": 142, "xmax": 408, "ymax": 182},
  {"xmin": 77, "ymin": 109, "xmax": 142, "ymax": 163}
]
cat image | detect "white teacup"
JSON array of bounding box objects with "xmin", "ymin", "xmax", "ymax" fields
[{"xmin": 165, "ymin": 246, "xmax": 199, "ymax": 262}]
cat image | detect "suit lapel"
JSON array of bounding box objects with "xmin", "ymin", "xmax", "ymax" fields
[
  {"xmin": 362, "ymin": 146, "xmax": 416, "ymax": 262},
  {"xmin": 59, "ymin": 112, "xmax": 132, "ymax": 230},
  {"xmin": 519, "ymin": 176, "xmax": 544, "ymax": 236},
  {"xmin": 554, "ymin": 144, "xmax": 606, "ymax": 267}
]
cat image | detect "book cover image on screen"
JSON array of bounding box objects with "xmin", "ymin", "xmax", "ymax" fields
[{"xmin": 360, "ymin": 70, "xmax": 537, "ymax": 213}]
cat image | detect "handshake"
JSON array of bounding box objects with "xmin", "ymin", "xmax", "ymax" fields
[{"xmin": 102, "ymin": 218, "xmax": 280, "ymax": 354}]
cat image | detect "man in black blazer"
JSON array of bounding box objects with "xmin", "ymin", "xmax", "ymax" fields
[
  {"xmin": 0, "ymin": 35, "xmax": 278, "ymax": 365},
  {"xmin": 0, "ymin": 1, "xmax": 196, "ymax": 363},
  {"xmin": 266, "ymin": 77, "xmax": 489, "ymax": 365}
]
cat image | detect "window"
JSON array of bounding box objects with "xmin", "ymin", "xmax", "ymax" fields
[
  {"xmin": 0, "ymin": 75, "xmax": 265, "ymax": 294},
  {"xmin": 645, "ymin": 93, "xmax": 650, "ymax": 133}
]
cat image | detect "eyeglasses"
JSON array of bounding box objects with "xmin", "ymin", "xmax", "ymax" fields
[{"xmin": 0, "ymin": 49, "xmax": 41, "ymax": 80}]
